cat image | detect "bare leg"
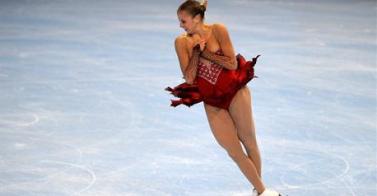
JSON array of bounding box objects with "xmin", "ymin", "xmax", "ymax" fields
[
  {"xmin": 203, "ymin": 103, "xmax": 265, "ymax": 194},
  {"xmin": 229, "ymin": 86, "xmax": 262, "ymax": 178}
]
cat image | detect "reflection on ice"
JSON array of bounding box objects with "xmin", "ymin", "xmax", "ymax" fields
[{"xmin": 0, "ymin": 0, "xmax": 375, "ymax": 195}]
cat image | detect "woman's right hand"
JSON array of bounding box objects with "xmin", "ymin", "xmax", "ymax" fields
[
  {"xmin": 198, "ymin": 38, "xmax": 206, "ymax": 51},
  {"xmin": 191, "ymin": 33, "xmax": 201, "ymax": 45},
  {"xmin": 191, "ymin": 34, "xmax": 206, "ymax": 51}
]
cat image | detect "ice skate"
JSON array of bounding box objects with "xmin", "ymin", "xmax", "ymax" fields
[
  {"xmin": 252, "ymin": 187, "xmax": 258, "ymax": 196},
  {"xmin": 258, "ymin": 188, "xmax": 282, "ymax": 196}
]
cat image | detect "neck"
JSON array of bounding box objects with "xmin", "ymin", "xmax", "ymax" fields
[{"xmin": 193, "ymin": 23, "xmax": 208, "ymax": 39}]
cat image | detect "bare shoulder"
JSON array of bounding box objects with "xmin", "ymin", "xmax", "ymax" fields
[
  {"xmin": 175, "ymin": 34, "xmax": 191, "ymax": 49},
  {"xmin": 212, "ymin": 23, "xmax": 227, "ymax": 29},
  {"xmin": 212, "ymin": 23, "xmax": 228, "ymax": 36},
  {"xmin": 176, "ymin": 33, "xmax": 197, "ymax": 52},
  {"xmin": 175, "ymin": 34, "xmax": 186, "ymax": 46}
]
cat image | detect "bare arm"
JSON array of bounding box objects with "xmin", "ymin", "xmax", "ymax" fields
[
  {"xmin": 174, "ymin": 36, "xmax": 200, "ymax": 84},
  {"xmin": 200, "ymin": 23, "xmax": 238, "ymax": 70}
]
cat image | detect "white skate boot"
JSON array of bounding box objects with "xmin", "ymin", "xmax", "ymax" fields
[
  {"xmin": 252, "ymin": 187, "xmax": 258, "ymax": 196},
  {"xmin": 258, "ymin": 188, "xmax": 282, "ymax": 196}
]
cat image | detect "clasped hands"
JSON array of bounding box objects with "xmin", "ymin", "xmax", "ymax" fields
[
  {"xmin": 194, "ymin": 33, "xmax": 207, "ymax": 52},
  {"xmin": 183, "ymin": 34, "xmax": 207, "ymax": 84}
]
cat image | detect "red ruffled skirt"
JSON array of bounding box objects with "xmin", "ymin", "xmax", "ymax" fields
[{"xmin": 165, "ymin": 52, "xmax": 260, "ymax": 110}]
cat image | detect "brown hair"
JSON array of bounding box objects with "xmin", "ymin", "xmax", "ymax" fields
[{"xmin": 177, "ymin": 0, "xmax": 207, "ymax": 20}]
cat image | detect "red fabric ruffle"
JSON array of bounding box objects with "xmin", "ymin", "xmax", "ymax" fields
[{"xmin": 165, "ymin": 53, "xmax": 260, "ymax": 108}]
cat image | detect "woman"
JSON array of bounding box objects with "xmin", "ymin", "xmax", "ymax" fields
[{"xmin": 165, "ymin": 1, "xmax": 282, "ymax": 196}]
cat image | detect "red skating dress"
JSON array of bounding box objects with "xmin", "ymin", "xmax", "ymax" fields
[{"xmin": 165, "ymin": 49, "xmax": 260, "ymax": 110}]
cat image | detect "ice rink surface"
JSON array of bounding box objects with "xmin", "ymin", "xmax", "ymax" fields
[{"xmin": 0, "ymin": 0, "xmax": 375, "ymax": 195}]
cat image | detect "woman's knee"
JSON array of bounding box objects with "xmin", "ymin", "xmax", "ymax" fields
[
  {"xmin": 240, "ymin": 140, "xmax": 261, "ymax": 158},
  {"xmin": 239, "ymin": 136, "xmax": 258, "ymax": 149},
  {"xmin": 228, "ymin": 152, "xmax": 248, "ymax": 163},
  {"xmin": 225, "ymin": 148, "xmax": 248, "ymax": 162}
]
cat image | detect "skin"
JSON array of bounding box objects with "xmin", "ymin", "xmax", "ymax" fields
[{"xmin": 175, "ymin": 9, "xmax": 266, "ymax": 195}]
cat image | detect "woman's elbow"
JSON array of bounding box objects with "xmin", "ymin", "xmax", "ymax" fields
[
  {"xmin": 228, "ymin": 59, "xmax": 238, "ymax": 70},
  {"xmin": 185, "ymin": 78, "xmax": 194, "ymax": 85},
  {"xmin": 231, "ymin": 64, "xmax": 238, "ymax": 70},
  {"xmin": 183, "ymin": 74, "xmax": 194, "ymax": 84}
]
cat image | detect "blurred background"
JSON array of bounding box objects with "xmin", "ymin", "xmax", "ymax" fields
[{"xmin": 0, "ymin": 0, "xmax": 375, "ymax": 195}]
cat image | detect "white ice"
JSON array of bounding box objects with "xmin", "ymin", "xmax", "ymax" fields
[{"xmin": 0, "ymin": 0, "xmax": 375, "ymax": 195}]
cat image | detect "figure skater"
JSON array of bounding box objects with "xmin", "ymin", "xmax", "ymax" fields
[{"xmin": 165, "ymin": 1, "xmax": 282, "ymax": 195}]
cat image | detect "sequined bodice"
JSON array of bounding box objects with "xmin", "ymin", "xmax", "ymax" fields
[{"xmin": 197, "ymin": 49, "xmax": 223, "ymax": 85}]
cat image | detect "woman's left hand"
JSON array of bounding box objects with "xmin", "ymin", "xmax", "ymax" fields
[
  {"xmin": 191, "ymin": 33, "xmax": 206, "ymax": 51},
  {"xmin": 199, "ymin": 38, "xmax": 206, "ymax": 51}
]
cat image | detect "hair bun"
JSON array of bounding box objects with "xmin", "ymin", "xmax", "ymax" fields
[
  {"xmin": 201, "ymin": 4, "xmax": 206, "ymax": 12},
  {"xmin": 178, "ymin": 0, "xmax": 206, "ymax": 20}
]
